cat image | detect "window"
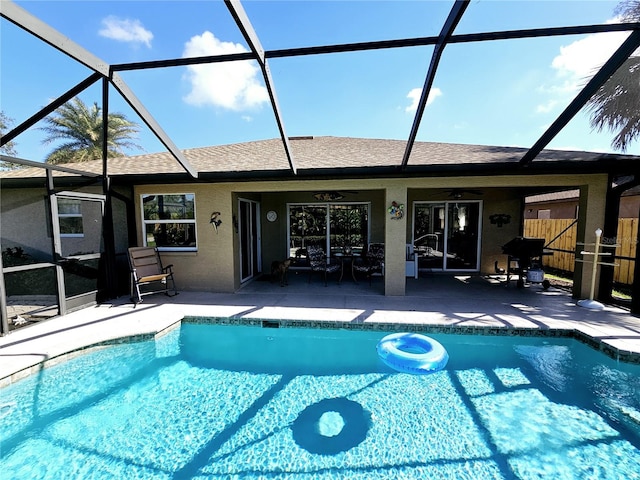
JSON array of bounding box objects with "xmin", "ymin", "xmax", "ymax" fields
[
  {"xmin": 142, "ymin": 194, "xmax": 196, "ymax": 251},
  {"xmin": 58, "ymin": 198, "xmax": 83, "ymax": 237},
  {"xmin": 288, "ymin": 203, "xmax": 370, "ymax": 258},
  {"xmin": 538, "ymin": 209, "xmax": 551, "ymax": 219}
]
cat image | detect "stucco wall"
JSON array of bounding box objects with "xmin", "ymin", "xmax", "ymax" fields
[
  {"xmin": 128, "ymin": 173, "xmax": 608, "ymax": 297},
  {"xmin": 1, "ymin": 188, "xmax": 52, "ymax": 261},
  {"xmin": 0, "ymin": 185, "xmax": 130, "ymax": 259}
]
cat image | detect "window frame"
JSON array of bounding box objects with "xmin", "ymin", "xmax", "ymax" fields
[
  {"xmin": 286, "ymin": 201, "xmax": 371, "ymax": 259},
  {"xmin": 57, "ymin": 198, "xmax": 84, "ymax": 238},
  {"xmin": 140, "ymin": 193, "xmax": 197, "ymax": 252}
]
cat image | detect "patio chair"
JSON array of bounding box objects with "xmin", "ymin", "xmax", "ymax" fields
[
  {"xmin": 128, "ymin": 246, "xmax": 178, "ymax": 306},
  {"xmin": 353, "ymin": 243, "xmax": 385, "ymax": 285},
  {"xmin": 307, "ymin": 245, "xmax": 340, "ymax": 286}
]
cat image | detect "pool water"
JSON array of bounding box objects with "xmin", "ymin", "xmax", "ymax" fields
[{"xmin": 2, "ymin": 323, "xmax": 640, "ymax": 479}]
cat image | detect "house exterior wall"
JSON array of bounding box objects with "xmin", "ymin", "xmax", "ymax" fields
[
  {"xmin": 618, "ymin": 196, "xmax": 638, "ymax": 218},
  {"xmin": 132, "ymin": 173, "xmax": 608, "ymax": 298},
  {"xmin": 0, "ymin": 185, "xmax": 130, "ymax": 261},
  {"xmin": 1, "ymin": 187, "xmax": 52, "ymax": 262},
  {"xmin": 525, "ymin": 200, "xmax": 578, "ymax": 219},
  {"xmin": 525, "ymin": 194, "xmax": 638, "ymax": 219}
]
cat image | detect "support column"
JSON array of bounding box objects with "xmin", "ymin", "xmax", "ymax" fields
[
  {"xmin": 573, "ymin": 178, "xmax": 608, "ymax": 300},
  {"xmin": 384, "ymin": 186, "xmax": 408, "ymax": 296}
]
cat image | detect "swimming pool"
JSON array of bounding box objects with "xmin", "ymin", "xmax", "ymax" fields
[{"xmin": 2, "ymin": 322, "xmax": 640, "ymax": 479}]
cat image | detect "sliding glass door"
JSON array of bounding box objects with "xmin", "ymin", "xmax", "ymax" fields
[
  {"xmin": 239, "ymin": 199, "xmax": 261, "ymax": 283},
  {"xmin": 288, "ymin": 203, "xmax": 369, "ymax": 259},
  {"xmin": 413, "ymin": 201, "xmax": 482, "ymax": 271}
]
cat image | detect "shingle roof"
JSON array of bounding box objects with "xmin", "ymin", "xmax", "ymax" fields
[{"xmin": 1, "ymin": 136, "xmax": 635, "ymax": 180}]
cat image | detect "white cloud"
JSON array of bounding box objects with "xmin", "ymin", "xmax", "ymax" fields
[
  {"xmin": 99, "ymin": 16, "xmax": 153, "ymax": 48},
  {"xmin": 182, "ymin": 31, "xmax": 268, "ymax": 111},
  {"xmin": 405, "ymin": 87, "xmax": 442, "ymax": 112},
  {"xmin": 533, "ymin": 18, "xmax": 629, "ymax": 116},
  {"xmin": 535, "ymin": 99, "xmax": 558, "ymax": 114},
  {"xmin": 552, "ymin": 29, "xmax": 629, "ymax": 84}
]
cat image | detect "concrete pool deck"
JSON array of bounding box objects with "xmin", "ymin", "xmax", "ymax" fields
[{"xmin": 2, "ymin": 274, "xmax": 640, "ymax": 386}]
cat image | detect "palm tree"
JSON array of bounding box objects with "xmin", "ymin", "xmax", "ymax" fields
[
  {"xmin": 0, "ymin": 111, "xmax": 20, "ymax": 169},
  {"xmin": 585, "ymin": 0, "xmax": 640, "ymax": 152},
  {"xmin": 0, "ymin": 111, "xmax": 18, "ymax": 157},
  {"xmin": 40, "ymin": 97, "xmax": 142, "ymax": 164}
]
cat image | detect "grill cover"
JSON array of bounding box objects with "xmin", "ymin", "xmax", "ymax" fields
[{"xmin": 501, "ymin": 237, "xmax": 545, "ymax": 258}]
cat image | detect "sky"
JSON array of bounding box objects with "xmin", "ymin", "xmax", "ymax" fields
[{"xmin": 2, "ymin": 0, "xmax": 639, "ymax": 164}]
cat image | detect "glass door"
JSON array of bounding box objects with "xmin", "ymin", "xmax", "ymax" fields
[
  {"xmin": 52, "ymin": 192, "xmax": 105, "ymax": 313},
  {"xmin": 446, "ymin": 202, "xmax": 481, "ymax": 270},
  {"xmin": 288, "ymin": 205, "xmax": 327, "ymax": 259},
  {"xmin": 329, "ymin": 204, "xmax": 369, "ymax": 256},
  {"xmin": 413, "ymin": 201, "xmax": 482, "ymax": 271},
  {"xmin": 413, "ymin": 203, "xmax": 445, "ymax": 269},
  {"xmin": 288, "ymin": 203, "xmax": 370, "ymax": 263},
  {"xmin": 239, "ymin": 199, "xmax": 261, "ymax": 282}
]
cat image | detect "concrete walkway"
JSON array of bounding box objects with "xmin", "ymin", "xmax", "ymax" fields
[{"xmin": 2, "ymin": 274, "xmax": 639, "ymax": 386}]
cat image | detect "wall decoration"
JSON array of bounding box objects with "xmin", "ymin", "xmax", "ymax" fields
[
  {"xmin": 210, "ymin": 211, "xmax": 222, "ymax": 233},
  {"xmin": 266, "ymin": 210, "xmax": 278, "ymax": 222},
  {"xmin": 489, "ymin": 213, "xmax": 511, "ymax": 227},
  {"xmin": 388, "ymin": 201, "xmax": 404, "ymax": 220}
]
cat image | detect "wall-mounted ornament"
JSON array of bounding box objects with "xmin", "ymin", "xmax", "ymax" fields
[
  {"xmin": 210, "ymin": 211, "xmax": 222, "ymax": 233},
  {"xmin": 388, "ymin": 201, "xmax": 404, "ymax": 220},
  {"xmin": 489, "ymin": 213, "xmax": 511, "ymax": 227}
]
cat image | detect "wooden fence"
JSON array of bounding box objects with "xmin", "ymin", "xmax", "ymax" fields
[{"xmin": 524, "ymin": 218, "xmax": 637, "ymax": 285}]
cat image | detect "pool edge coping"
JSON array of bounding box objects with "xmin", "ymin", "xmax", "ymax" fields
[{"xmin": 2, "ymin": 315, "xmax": 638, "ymax": 388}]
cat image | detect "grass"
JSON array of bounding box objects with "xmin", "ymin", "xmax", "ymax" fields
[{"xmin": 544, "ymin": 270, "xmax": 632, "ymax": 301}]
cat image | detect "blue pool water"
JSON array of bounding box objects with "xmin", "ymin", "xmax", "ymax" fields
[{"xmin": 2, "ymin": 323, "xmax": 640, "ymax": 479}]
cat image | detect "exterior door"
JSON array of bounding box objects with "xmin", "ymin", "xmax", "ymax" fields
[
  {"xmin": 239, "ymin": 199, "xmax": 261, "ymax": 282},
  {"xmin": 288, "ymin": 203, "xmax": 370, "ymax": 259},
  {"xmin": 51, "ymin": 191, "xmax": 105, "ymax": 314},
  {"xmin": 413, "ymin": 201, "xmax": 482, "ymax": 271}
]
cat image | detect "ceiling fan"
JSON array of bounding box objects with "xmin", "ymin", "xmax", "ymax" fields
[
  {"xmin": 312, "ymin": 191, "xmax": 359, "ymax": 201},
  {"xmin": 445, "ymin": 188, "xmax": 483, "ymax": 199}
]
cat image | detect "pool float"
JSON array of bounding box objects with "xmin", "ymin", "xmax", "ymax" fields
[{"xmin": 377, "ymin": 333, "xmax": 448, "ymax": 374}]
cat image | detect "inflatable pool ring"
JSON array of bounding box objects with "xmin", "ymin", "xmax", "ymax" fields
[{"xmin": 377, "ymin": 333, "xmax": 448, "ymax": 374}]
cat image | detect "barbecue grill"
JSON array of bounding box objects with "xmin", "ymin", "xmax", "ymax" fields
[{"xmin": 497, "ymin": 237, "xmax": 550, "ymax": 289}]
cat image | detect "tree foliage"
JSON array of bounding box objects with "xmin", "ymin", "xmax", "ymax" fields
[
  {"xmin": 585, "ymin": 1, "xmax": 640, "ymax": 152},
  {"xmin": 0, "ymin": 111, "xmax": 18, "ymax": 157},
  {"xmin": 40, "ymin": 97, "xmax": 142, "ymax": 164},
  {"xmin": 0, "ymin": 111, "xmax": 20, "ymax": 169}
]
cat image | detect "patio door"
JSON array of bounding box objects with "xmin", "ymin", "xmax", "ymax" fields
[
  {"xmin": 239, "ymin": 199, "xmax": 261, "ymax": 283},
  {"xmin": 288, "ymin": 203, "xmax": 370, "ymax": 259},
  {"xmin": 51, "ymin": 191, "xmax": 105, "ymax": 314},
  {"xmin": 413, "ymin": 201, "xmax": 482, "ymax": 271}
]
